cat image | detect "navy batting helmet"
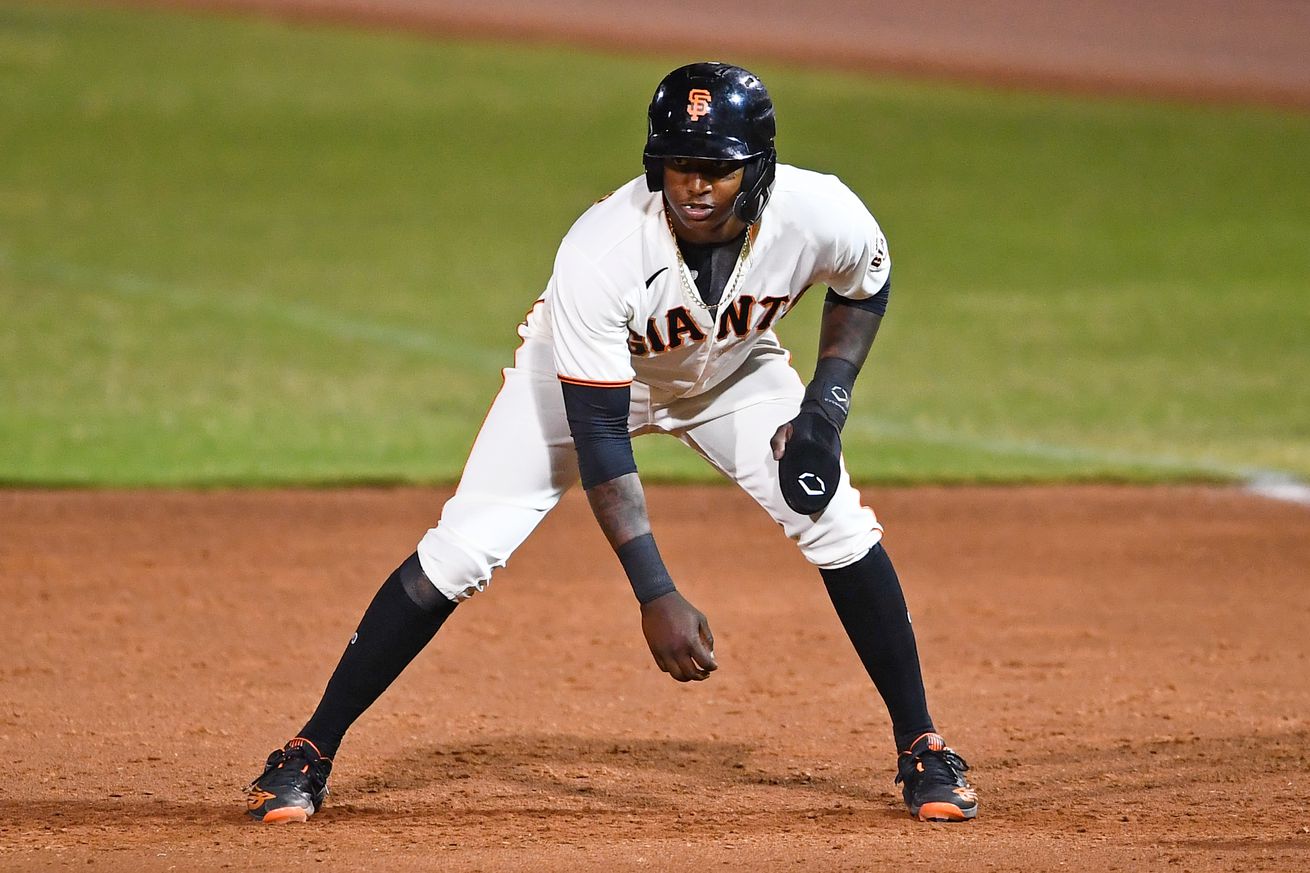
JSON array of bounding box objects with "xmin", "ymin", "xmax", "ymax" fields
[{"xmin": 643, "ymin": 62, "xmax": 777, "ymax": 225}]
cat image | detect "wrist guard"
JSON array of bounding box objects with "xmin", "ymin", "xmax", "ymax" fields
[
  {"xmin": 616, "ymin": 534, "xmax": 677, "ymax": 604},
  {"xmin": 799, "ymin": 357, "xmax": 858, "ymax": 431}
]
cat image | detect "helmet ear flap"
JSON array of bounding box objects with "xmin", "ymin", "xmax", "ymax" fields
[
  {"xmin": 732, "ymin": 147, "xmax": 776, "ymax": 225},
  {"xmin": 644, "ymin": 155, "xmax": 664, "ymax": 193}
]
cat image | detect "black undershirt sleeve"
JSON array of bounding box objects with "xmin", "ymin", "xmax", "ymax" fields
[
  {"xmin": 826, "ymin": 275, "xmax": 891, "ymax": 315},
  {"xmin": 560, "ymin": 381, "xmax": 636, "ymax": 489}
]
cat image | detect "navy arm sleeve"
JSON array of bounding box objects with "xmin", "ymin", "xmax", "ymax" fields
[{"xmin": 560, "ymin": 381, "xmax": 636, "ymax": 489}]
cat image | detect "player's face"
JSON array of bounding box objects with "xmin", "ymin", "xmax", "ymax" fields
[{"xmin": 662, "ymin": 157, "xmax": 748, "ymax": 245}]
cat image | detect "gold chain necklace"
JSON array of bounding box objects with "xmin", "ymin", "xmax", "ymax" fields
[{"xmin": 665, "ymin": 209, "xmax": 752, "ymax": 315}]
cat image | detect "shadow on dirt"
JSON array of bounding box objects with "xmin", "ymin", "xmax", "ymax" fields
[
  {"xmin": 0, "ymin": 797, "xmax": 233, "ymax": 829},
  {"xmin": 356, "ymin": 732, "xmax": 893, "ymax": 810}
]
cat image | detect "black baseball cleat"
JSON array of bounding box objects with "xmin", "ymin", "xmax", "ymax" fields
[
  {"xmin": 245, "ymin": 737, "xmax": 333, "ymax": 823},
  {"xmin": 895, "ymin": 732, "xmax": 978, "ymax": 822}
]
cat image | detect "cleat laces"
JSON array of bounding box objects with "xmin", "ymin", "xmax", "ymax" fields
[
  {"xmin": 897, "ymin": 746, "xmax": 971, "ymax": 789},
  {"xmin": 248, "ymin": 744, "xmax": 330, "ymax": 796}
]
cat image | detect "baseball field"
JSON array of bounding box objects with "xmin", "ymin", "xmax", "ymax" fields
[{"xmin": 2, "ymin": 1, "xmax": 1309, "ymax": 870}]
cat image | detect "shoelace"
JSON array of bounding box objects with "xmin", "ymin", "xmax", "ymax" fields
[
  {"xmin": 896, "ymin": 747, "xmax": 971, "ymax": 786},
  {"xmin": 251, "ymin": 746, "xmax": 328, "ymax": 791}
]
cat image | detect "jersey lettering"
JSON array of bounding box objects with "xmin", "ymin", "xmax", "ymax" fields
[
  {"xmin": 627, "ymin": 329, "xmax": 648, "ymax": 356},
  {"xmin": 755, "ymin": 295, "xmax": 789, "ymax": 331},
  {"xmin": 627, "ymin": 294, "xmax": 794, "ymax": 359},
  {"xmin": 716, "ymin": 296, "xmax": 755, "ymax": 339},
  {"xmin": 547, "ymin": 167, "xmax": 888, "ymax": 391},
  {"xmin": 870, "ymin": 235, "xmax": 887, "ymax": 271},
  {"xmin": 645, "ymin": 316, "xmax": 668, "ymax": 353},
  {"xmin": 665, "ymin": 306, "xmax": 706, "ymax": 349}
]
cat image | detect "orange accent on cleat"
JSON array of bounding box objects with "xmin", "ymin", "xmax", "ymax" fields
[
  {"xmin": 246, "ymin": 789, "xmax": 276, "ymax": 811},
  {"xmin": 259, "ymin": 806, "xmax": 310, "ymax": 824},
  {"xmin": 286, "ymin": 737, "xmax": 325, "ymax": 758},
  {"xmin": 245, "ymin": 739, "xmax": 332, "ymax": 823},
  {"xmin": 903, "ymin": 732, "xmax": 947, "ymax": 754},
  {"xmin": 896, "ymin": 733, "xmax": 977, "ymax": 822},
  {"xmin": 917, "ymin": 801, "xmax": 970, "ymax": 822}
]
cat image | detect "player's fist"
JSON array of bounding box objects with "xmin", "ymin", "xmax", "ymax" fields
[
  {"xmin": 640, "ymin": 591, "xmax": 717, "ymax": 682},
  {"xmin": 770, "ymin": 421, "xmax": 793, "ymax": 460}
]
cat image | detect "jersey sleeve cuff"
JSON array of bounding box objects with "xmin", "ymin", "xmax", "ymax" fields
[{"xmin": 557, "ymin": 375, "xmax": 634, "ymax": 388}]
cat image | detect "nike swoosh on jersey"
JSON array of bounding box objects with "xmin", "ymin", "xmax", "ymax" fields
[{"xmin": 645, "ymin": 267, "xmax": 669, "ymax": 287}]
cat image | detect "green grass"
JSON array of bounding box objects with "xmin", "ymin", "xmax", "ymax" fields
[{"xmin": 2, "ymin": 2, "xmax": 1308, "ymax": 485}]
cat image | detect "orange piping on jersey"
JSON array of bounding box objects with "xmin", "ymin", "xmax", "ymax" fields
[{"xmin": 557, "ymin": 375, "xmax": 633, "ymax": 388}]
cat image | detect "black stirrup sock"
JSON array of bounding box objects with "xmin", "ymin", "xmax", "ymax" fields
[
  {"xmin": 297, "ymin": 552, "xmax": 456, "ymax": 759},
  {"xmin": 820, "ymin": 543, "xmax": 936, "ymax": 752}
]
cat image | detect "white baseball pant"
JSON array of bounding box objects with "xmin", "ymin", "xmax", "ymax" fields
[{"xmin": 416, "ymin": 335, "xmax": 882, "ymax": 602}]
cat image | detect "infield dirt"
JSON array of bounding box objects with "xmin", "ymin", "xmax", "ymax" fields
[
  {"xmin": 2, "ymin": 485, "xmax": 1308, "ymax": 870},
  {"xmin": 6, "ymin": 3, "xmax": 1309, "ymax": 870}
]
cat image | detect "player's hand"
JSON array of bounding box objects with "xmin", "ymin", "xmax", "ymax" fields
[
  {"xmin": 640, "ymin": 591, "xmax": 717, "ymax": 682},
  {"xmin": 770, "ymin": 421, "xmax": 794, "ymax": 460}
]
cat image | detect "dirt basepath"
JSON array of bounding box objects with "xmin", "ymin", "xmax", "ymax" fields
[
  {"xmin": 8, "ymin": 6, "xmax": 1309, "ymax": 871},
  {"xmin": 2, "ymin": 485, "xmax": 1308, "ymax": 870},
  {"xmin": 134, "ymin": 0, "xmax": 1310, "ymax": 108}
]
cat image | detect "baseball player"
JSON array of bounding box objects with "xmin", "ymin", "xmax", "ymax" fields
[{"xmin": 246, "ymin": 62, "xmax": 978, "ymax": 824}]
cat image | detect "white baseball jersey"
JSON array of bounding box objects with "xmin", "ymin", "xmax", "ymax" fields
[
  {"xmin": 417, "ymin": 164, "xmax": 888, "ymax": 601},
  {"xmin": 524, "ymin": 164, "xmax": 891, "ymax": 398}
]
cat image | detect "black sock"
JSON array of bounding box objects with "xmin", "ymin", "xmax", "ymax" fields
[
  {"xmin": 820, "ymin": 543, "xmax": 935, "ymax": 752},
  {"xmin": 297, "ymin": 552, "xmax": 456, "ymax": 759}
]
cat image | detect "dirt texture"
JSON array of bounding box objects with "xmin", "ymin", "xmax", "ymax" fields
[
  {"xmin": 2, "ymin": 485, "xmax": 1309, "ymax": 871},
  {"xmin": 9, "ymin": 4, "xmax": 1310, "ymax": 870},
  {"xmin": 135, "ymin": 0, "xmax": 1310, "ymax": 108}
]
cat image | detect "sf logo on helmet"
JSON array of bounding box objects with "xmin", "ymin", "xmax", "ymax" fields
[
  {"xmin": 797, "ymin": 472, "xmax": 827, "ymax": 497},
  {"xmin": 687, "ymin": 88, "xmax": 712, "ymax": 121}
]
